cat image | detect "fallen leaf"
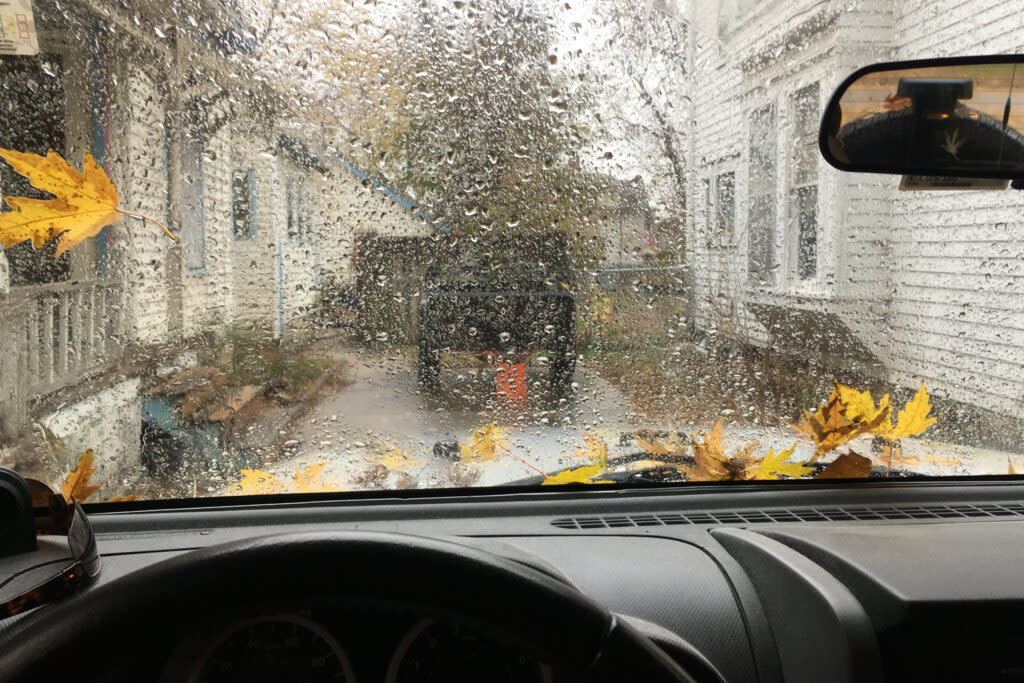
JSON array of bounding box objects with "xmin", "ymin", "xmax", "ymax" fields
[
  {"xmin": 0, "ymin": 150, "xmax": 122, "ymax": 256},
  {"xmin": 376, "ymin": 444, "xmax": 420, "ymax": 473},
  {"xmin": 459, "ymin": 422, "xmax": 509, "ymax": 463},
  {"xmin": 802, "ymin": 387, "xmax": 886, "ymax": 460},
  {"xmin": 815, "ymin": 452, "xmax": 872, "ymax": 479},
  {"xmin": 755, "ymin": 442, "xmax": 813, "ymax": 480},
  {"xmin": 576, "ymin": 434, "xmax": 609, "ymax": 468},
  {"xmin": 293, "ymin": 462, "xmax": 332, "ymax": 493},
  {"xmin": 542, "ymin": 464, "xmax": 613, "ymax": 486},
  {"xmin": 836, "ymin": 383, "xmax": 892, "ymax": 426},
  {"xmin": 686, "ymin": 419, "xmax": 730, "ymax": 480},
  {"xmin": 633, "ymin": 429, "xmax": 687, "ymax": 458},
  {"xmin": 107, "ymin": 494, "xmax": 138, "ymax": 503},
  {"xmin": 60, "ymin": 450, "xmax": 101, "ymax": 502},
  {"xmin": 235, "ymin": 468, "xmax": 281, "ymax": 495},
  {"xmin": 1009, "ymin": 458, "xmax": 1017, "ymax": 475},
  {"xmin": 889, "ymin": 382, "xmax": 936, "ymax": 439}
]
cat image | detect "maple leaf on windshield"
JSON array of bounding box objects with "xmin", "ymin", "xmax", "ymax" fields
[
  {"xmin": 0, "ymin": 149, "xmax": 176, "ymax": 256},
  {"xmin": 800, "ymin": 386, "xmax": 886, "ymax": 461},
  {"xmin": 686, "ymin": 419, "xmax": 730, "ymax": 480},
  {"xmin": 60, "ymin": 450, "xmax": 102, "ymax": 503},
  {"xmin": 293, "ymin": 462, "xmax": 334, "ymax": 493},
  {"xmin": 888, "ymin": 382, "xmax": 936, "ymax": 439},
  {"xmin": 754, "ymin": 442, "xmax": 813, "ymax": 480},
  {"xmin": 542, "ymin": 464, "xmax": 612, "ymax": 486}
]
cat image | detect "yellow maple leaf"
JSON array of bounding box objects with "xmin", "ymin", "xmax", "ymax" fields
[
  {"xmin": 889, "ymin": 382, "xmax": 936, "ymax": 440},
  {"xmin": 235, "ymin": 468, "xmax": 281, "ymax": 495},
  {"xmin": 754, "ymin": 442, "xmax": 813, "ymax": 480},
  {"xmin": 459, "ymin": 422, "xmax": 509, "ymax": 463},
  {"xmin": 0, "ymin": 149, "xmax": 175, "ymax": 257},
  {"xmin": 1010, "ymin": 458, "xmax": 1018, "ymax": 475},
  {"xmin": 801, "ymin": 387, "xmax": 886, "ymax": 460},
  {"xmin": 60, "ymin": 449, "xmax": 102, "ymax": 503},
  {"xmin": 542, "ymin": 464, "xmax": 613, "ymax": 486},
  {"xmin": 836, "ymin": 383, "xmax": 892, "ymax": 426}
]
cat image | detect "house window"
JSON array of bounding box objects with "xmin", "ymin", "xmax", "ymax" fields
[
  {"xmin": 715, "ymin": 172, "xmax": 735, "ymax": 245},
  {"xmin": 287, "ymin": 176, "xmax": 312, "ymax": 240},
  {"xmin": 232, "ymin": 168, "xmax": 256, "ymax": 239},
  {"xmin": 747, "ymin": 103, "xmax": 776, "ymax": 283},
  {"xmin": 791, "ymin": 83, "xmax": 819, "ymax": 280},
  {"xmin": 180, "ymin": 136, "xmax": 206, "ymax": 272},
  {"xmin": 0, "ymin": 55, "xmax": 69, "ymax": 286},
  {"xmin": 702, "ymin": 177, "xmax": 711, "ymax": 238}
]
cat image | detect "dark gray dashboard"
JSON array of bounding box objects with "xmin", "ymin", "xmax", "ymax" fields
[{"xmin": 5, "ymin": 480, "xmax": 1024, "ymax": 682}]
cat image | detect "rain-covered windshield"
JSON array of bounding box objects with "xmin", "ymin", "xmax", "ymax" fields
[{"xmin": 0, "ymin": 0, "xmax": 1021, "ymax": 501}]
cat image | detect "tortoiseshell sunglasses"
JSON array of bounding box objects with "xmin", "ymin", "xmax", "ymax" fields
[{"xmin": 0, "ymin": 480, "xmax": 100, "ymax": 618}]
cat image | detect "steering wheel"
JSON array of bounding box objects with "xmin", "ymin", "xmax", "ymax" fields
[{"xmin": 0, "ymin": 531, "xmax": 695, "ymax": 682}]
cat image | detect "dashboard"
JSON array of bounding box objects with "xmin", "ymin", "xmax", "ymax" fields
[{"xmin": 5, "ymin": 479, "xmax": 1024, "ymax": 682}]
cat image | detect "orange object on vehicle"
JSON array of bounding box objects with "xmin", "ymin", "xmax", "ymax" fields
[{"xmin": 495, "ymin": 360, "xmax": 528, "ymax": 407}]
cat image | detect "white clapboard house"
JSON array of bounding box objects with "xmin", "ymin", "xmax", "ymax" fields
[{"xmin": 684, "ymin": 0, "xmax": 1024, "ymax": 421}]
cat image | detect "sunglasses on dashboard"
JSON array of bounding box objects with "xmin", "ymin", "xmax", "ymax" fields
[{"xmin": 0, "ymin": 479, "xmax": 101, "ymax": 618}]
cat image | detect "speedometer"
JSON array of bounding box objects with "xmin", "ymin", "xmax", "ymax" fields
[
  {"xmin": 386, "ymin": 618, "xmax": 552, "ymax": 683},
  {"xmin": 189, "ymin": 615, "xmax": 356, "ymax": 683}
]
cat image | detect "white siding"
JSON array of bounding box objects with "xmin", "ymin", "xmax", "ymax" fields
[{"xmin": 687, "ymin": 0, "xmax": 1024, "ymax": 417}]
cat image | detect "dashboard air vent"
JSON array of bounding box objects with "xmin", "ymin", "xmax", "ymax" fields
[{"xmin": 550, "ymin": 502, "xmax": 1024, "ymax": 530}]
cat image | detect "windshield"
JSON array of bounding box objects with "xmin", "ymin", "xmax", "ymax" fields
[{"xmin": 0, "ymin": 0, "xmax": 1021, "ymax": 503}]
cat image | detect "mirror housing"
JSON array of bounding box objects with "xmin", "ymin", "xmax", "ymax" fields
[{"xmin": 820, "ymin": 55, "xmax": 1024, "ymax": 180}]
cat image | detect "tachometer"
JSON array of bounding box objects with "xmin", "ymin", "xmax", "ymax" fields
[
  {"xmin": 189, "ymin": 614, "xmax": 356, "ymax": 683},
  {"xmin": 386, "ymin": 618, "xmax": 552, "ymax": 683}
]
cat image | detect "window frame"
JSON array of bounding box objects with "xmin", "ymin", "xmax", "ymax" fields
[
  {"xmin": 231, "ymin": 167, "xmax": 257, "ymax": 241},
  {"xmin": 745, "ymin": 100, "xmax": 778, "ymax": 286},
  {"xmin": 788, "ymin": 81, "xmax": 820, "ymax": 283}
]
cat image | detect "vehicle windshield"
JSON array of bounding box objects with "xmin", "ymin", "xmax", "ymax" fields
[{"xmin": 1, "ymin": 0, "xmax": 1021, "ymax": 502}]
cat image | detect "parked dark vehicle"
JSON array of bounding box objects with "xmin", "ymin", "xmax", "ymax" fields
[{"xmin": 416, "ymin": 232, "xmax": 577, "ymax": 393}]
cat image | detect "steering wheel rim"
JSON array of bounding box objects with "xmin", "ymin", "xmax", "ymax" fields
[{"xmin": 0, "ymin": 531, "xmax": 693, "ymax": 682}]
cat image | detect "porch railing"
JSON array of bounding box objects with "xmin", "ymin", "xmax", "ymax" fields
[{"xmin": 0, "ymin": 278, "xmax": 124, "ymax": 439}]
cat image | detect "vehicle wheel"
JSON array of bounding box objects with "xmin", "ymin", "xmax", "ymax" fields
[
  {"xmin": 549, "ymin": 342, "xmax": 577, "ymax": 395},
  {"xmin": 417, "ymin": 335, "xmax": 440, "ymax": 388}
]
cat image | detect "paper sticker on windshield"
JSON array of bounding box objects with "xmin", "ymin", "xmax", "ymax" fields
[
  {"xmin": 0, "ymin": 0, "xmax": 38, "ymax": 55},
  {"xmin": 900, "ymin": 175, "xmax": 1009, "ymax": 191}
]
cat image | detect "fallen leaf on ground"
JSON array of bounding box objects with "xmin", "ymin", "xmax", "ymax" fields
[
  {"xmin": 459, "ymin": 422, "xmax": 509, "ymax": 463},
  {"xmin": 60, "ymin": 450, "xmax": 101, "ymax": 502},
  {"xmin": 576, "ymin": 434, "xmax": 609, "ymax": 468},
  {"xmin": 815, "ymin": 452, "xmax": 872, "ymax": 479},
  {"xmin": 293, "ymin": 462, "xmax": 333, "ymax": 493},
  {"xmin": 235, "ymin": 468, "xmax": 281, "ymax": 495}
]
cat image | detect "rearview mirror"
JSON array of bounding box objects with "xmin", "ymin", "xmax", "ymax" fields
[{"xmin": 820, "ymin": 55, "xmax": 1024, "ymax": 180}]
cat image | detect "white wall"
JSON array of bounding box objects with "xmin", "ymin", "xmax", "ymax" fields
[{"xmin": 687, "ymin": 0, "xmax": 1024, "ymax": 418}]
